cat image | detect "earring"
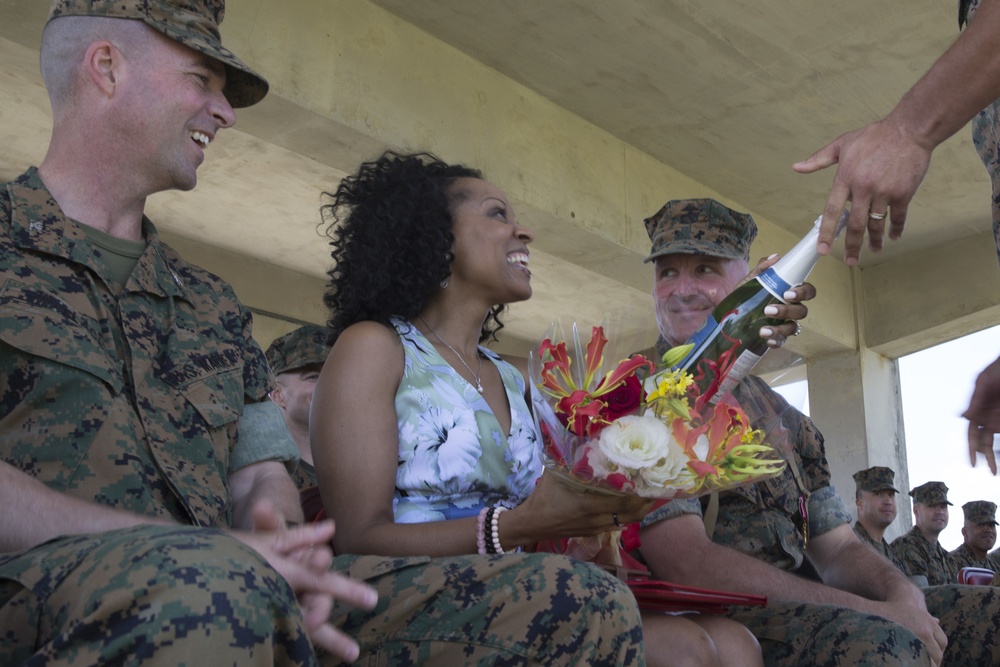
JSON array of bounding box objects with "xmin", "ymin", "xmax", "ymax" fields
[{"xmin": 440, "ymin": 278, "xmax": 449, "ymax": 288}]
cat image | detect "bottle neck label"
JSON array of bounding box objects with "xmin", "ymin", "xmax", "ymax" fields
[{"xmin": 757, "ymin": 268, "xmax": 790, "ymax": 303}]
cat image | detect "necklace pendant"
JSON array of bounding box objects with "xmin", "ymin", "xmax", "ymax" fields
[{"xmin": 475, "ymin": 381, "xmax": 484, "ymax": 393}]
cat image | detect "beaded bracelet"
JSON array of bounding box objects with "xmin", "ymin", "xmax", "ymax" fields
[
  {"xmin": 490, "ymin": 506, "xmax": 509, "ymax": 554},
  {"xmin": 484, "ymin": 507, "xmax": 497, "ymax": 554},
  {"xmin": 476, "ymin": 506, "xmax": 490, "ymax": 555}
]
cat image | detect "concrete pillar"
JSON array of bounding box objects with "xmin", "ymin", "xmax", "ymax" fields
[{"xmin": 807, "ymin": 348, "xmax": 912, "ymax": 540}]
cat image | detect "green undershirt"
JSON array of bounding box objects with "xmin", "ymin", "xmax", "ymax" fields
[{"xmin": 77, "ymin": 223, "xmax": 145, "ymax": 293}]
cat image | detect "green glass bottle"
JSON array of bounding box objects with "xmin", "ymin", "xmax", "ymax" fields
[{"xmin": 677, "ymin": 211, "xmax": 848, "ymax": 404}]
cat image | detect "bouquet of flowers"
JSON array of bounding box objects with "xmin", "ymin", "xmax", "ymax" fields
[
  {"xmin": 529, "ymin": 322, "xmax": 785, "ymax": 501},
  {"xmin": 528, "ymin": 322, "xmax": 783, "ymax": 612}
]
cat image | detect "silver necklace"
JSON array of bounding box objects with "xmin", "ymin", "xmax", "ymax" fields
[{"xmin": 418, "ymin": 315, "xmax": 484, "ymax": 393}]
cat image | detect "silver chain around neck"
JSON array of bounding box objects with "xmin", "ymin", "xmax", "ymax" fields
[{"xmin": 417, "ymin": 315, "xmax": 484, "ymax": 393}]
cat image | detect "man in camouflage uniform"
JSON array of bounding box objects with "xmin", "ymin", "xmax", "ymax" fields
[
  {"xmin": 951, "ymin": 500, "xmax": 1000, "ymax": 575},
  {"xmin": 961, "ymin": 0, "xmax": 1000, "ymax": 468},
  {"xmin": 892, "ymin": 482, "xmax": 960, "ymax": 586},
  {"xmin": 266, "ymin": 325, "xmax": 333, "ymax": 491},
  {"xmin": 851, "ymin": 466, "xmax": 914, "ymax": 578},
  {"xmin": 963, "ymin": 0, "xmax": 1000, "ymax": 265},
  {"xmin": 0, "ymin": 2, "xmax": 647, "ymax": 665},
  {"xmin": 637, "ymin": 198, "xmax": 1000, "ymax": 666}
]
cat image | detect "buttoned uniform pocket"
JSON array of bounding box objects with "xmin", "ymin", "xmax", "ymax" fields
[
  {"xmin": 0, "ymin": 279, "xmax": 123, "ymax": 392},
  {"xmin": 0, "ymin": 280, "xmax": 125, "ymax": 489},
  {"xmin": 152, "ymin": 343, "xmax": 244, "ymax": 526},
  {"xmin": 757, "ymin": 468, "xmax": 810, "ymax": 562},
  {"xmin": 712, "ymin": 472, "xmax": 806, "ymax": 570},
  {"xmin": 173, "ymin": 366, "xmax": 243, "ymax": 429}
]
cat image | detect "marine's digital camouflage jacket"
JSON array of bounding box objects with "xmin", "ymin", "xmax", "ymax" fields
[{"xmin": 0, "ymin": 168, "xmax": 272, "ymax": 527}]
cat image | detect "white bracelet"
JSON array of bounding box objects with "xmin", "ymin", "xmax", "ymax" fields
[{"xmin": 491, "ymin": 506, "xmax": 509, "ymax": 554}]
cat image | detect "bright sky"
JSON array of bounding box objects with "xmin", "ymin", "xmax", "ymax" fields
[
  {"xmin": 898, "ymin": 325, "xmax": 1000, "ymax": 549},
  {"xmin": 775, "ymin": 326, "xmax": 1000, "ymax": 550}
]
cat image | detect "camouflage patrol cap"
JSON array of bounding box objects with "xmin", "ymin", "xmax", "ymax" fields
[
  {"xmin": 909, "ymin": 481, "xmax": 953, "ymax": 506},
  {"xmin": 47, "ymin": 0, "xmax": 268, "ymax": 107},
  {"xmin": 963, "ymin": 500, "xmax": 998, "ymax": 525},
  {"xmin": 644, "ymin": 198, "xmax": 758, "ymax": 263},
  {"xmin": 266, "ymin": 325, "xmax": 333, "ymax": 376},
  {"xmin": 853, "ymin": 466, "xmax": 898, "ymax": 493}
]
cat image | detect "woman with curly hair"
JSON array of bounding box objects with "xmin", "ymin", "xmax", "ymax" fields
[{"xmin": 312, "ymin": 150, "xmax": 763, "ymax": 666}]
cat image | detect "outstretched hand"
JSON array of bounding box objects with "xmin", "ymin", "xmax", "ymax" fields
[
  {"xmin": 964, "ymin": 354, "xmax": 1000, "ymax": 474},
  {"xmin": 233, "ymin": 502, "xmax": 378, "ymax": 662},
  {"xmin": 793, "ymin": 117, "xmax": 933, "ymax": 266}
]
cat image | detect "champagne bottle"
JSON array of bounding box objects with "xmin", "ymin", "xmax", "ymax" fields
[{"xmin": 676, "ymin": 210, "xmax": 848, "ymax": 405}]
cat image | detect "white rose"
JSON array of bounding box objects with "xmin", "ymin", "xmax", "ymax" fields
[
  {"xmin": 638, "ymin": 418, "xmax": 693, "ymax": 491},
  {"xmin": 585, "ymin": 435, "xmax": 640, "ymax": 493},
  {"xmin": 641, "ymin": 442, "xmax": 695, "ymax": 493},
  {"xmin": 596, "ymin": 414, "xmax": 672, "ymax": 472}
]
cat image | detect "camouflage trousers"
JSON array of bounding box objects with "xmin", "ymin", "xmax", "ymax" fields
[
  {"xmin": 332, "ymin": 552, "xmax": 645, "ymax": 666},
  {"xmin": 924, "ymin": 584, "xmax": 1000, "ymax": 667},
  {"xmin": 726, "ymin": 601, "xmax": 929, "ymax": 667},
  {"xmin": 725, "ymin": 584, "xmax": 1000, "ymax": 667},
  {"xmin": 0, "ymin": 525, "xmax": 645, "ymax": 666}
]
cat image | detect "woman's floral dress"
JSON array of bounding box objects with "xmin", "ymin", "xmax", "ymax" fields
[{"xmin": 391, "ymin": 318, "xmax": 543, "ymax": 523}]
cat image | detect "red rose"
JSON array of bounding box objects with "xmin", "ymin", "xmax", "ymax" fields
[{"xmin": 598, "ymin": 375, "xmax": 643, "ymax": 422}]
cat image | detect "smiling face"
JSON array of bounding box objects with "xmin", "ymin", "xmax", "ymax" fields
[
  {"xmin": 963, "ymin": 520, "xmax": 998, "ymax": 554},
  {"xmin": 652, "ymin": 253, "xmax": 749, "ymax": 347},
  {"xmin": 447, "ymin": 178, "xmax": 534, "ymax": 305},
  {"xmin": 914, "ymin": 502, "xmax": 950, "ymax": 538},
  {"xmin": 118, "ymin": 29, "xmax": 236, "ymax": 193},
  {"xmin": 856, "ymin": 489, "xmax": 898, "ymax": 531}
]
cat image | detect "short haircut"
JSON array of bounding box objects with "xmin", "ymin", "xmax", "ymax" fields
[{"xmin": 40, "ymin": 16, "xmax": 150, "ymax": 109}]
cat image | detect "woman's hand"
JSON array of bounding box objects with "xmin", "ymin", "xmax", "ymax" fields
[
  {"xmin": 742, "ymin": 255, "xmax": 816, "ymax": 348},
  {"xmin": 503, "ymin": 471, "xmax": 654, "ymax": 547}
]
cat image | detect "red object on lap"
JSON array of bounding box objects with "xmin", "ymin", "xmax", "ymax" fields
[
  {"xmin": 958, "ymin": 566, "xmax": 996, "ymax": 585},
  {"xmin": 626, "ymin": 576, "xmax": 767, "ymax": 614},
  {"xmin": 532, "ymin": 525, "xmax": 767, "ymax": 614}
]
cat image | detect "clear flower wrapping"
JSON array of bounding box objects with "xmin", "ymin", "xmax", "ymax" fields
[{"xmin": 529, "ymin": 322, "xmax": 786, "ymax": 500}]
